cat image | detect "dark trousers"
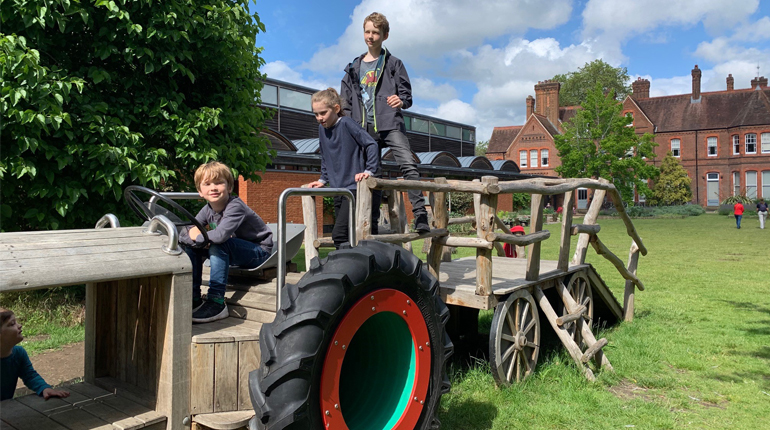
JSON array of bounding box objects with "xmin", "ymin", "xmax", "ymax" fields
[
  {"xmin": 332, "ymin": 192, "xmax": 381, "ymax": 248},
  {"xmin": 366, "ymin": 124, "xmax": 426, "ymax": 217}
]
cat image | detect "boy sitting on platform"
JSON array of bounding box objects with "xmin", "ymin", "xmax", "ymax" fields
[{"xmin": 179, "ymin": 162, "xmax": 273, "ymax": 324}]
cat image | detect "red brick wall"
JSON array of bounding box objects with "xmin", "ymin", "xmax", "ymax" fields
[
  {"xmin": 238, "ymin": 171, "xmax": 324, "ymax": 228},
  {"xmin": 506, "ymin": 118, "xmax": 560, "ymax": 177}
]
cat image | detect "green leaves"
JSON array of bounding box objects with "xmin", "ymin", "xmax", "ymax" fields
[{"xmin": 1, "ymin": 1, "xmax": 271, "ymax": 231}]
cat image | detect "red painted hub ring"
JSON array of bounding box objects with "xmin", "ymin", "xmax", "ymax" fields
[{"xmin": 320, "ymin": 288, "xmax": 432, "ymax": 429}]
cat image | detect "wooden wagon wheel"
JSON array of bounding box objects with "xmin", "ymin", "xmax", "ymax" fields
[
  {"xmin": 489, "ymin": 290, "xmax": 540, "ymax": 386},
  {"xmin": 562, "ymin": 272, "xmax": 594, "ymax": 347}
]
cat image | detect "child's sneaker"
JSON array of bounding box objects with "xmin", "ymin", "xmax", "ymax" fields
[
  {"xmin": 413, "ymin": 213, "xmax": 430, "ymax": 234},
  {"xmin": 192, "ymin": 299, "xmax": 228, "ymax": 323},
  {"xmin": 192, "ymin": 297, "xmax": 205, "ymax": 313}
]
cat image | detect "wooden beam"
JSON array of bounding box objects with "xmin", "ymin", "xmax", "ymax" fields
[
  {"xmin": 571, "ymin": 188, "xmax": 605, "ymax": 266},
  {"xmin": 313, "ymin": 237, "xmax": 335, "ymax": 249},
  {"xmin": 556, "ymin": 304, "xmax": 588, "ymax": 326},
  {"xmin": 581, "ymin": 338, "xmax": 609, "ymax": 363},
  {"xmin": 570, "ymin": 224, "xmax": 600, "ymax": 235},
  {"xmin": 526, "ymin": 194, "xmax": 544, "ymax": 281},
  {"xmin": 606, "ymin": 188, "xmax": 648, "ymax": 256},
  {"xmin": 624, "ymin": 241, "xmax": 640, "ymax": 322},
  {"xmin": 427, "ymin": 178, "xmax": 449, "ymax": 279},
  {"xmin": 557, "ymin": 191, "xmax": 575, "ymax": 272},
  {"xmin": 475, "ymin": 177, "xmax": 498, "ymax": 296},
  {"xmin": 434, "ymin": 236, "xmax": 494, "ymax": 249},
  {"xmin": 448, "ymin": 216, "xmax": 476, "ymax": 226},
  {"xmin": 366, "ymin": 229, "xmax": 448, "ymax": 244},
  {"xmin": 554, "ymin": 279, "xmax": 613, "ymax": 371},
  {"xmin": 355, "ymin": 180, "xmax": 373, "ymax": 246},
  {"xmin": 300, "ymin": 184, "xmax": 318, "ymax": 271},
  {"xmin": 486, "ymin": 230, "xmax": 550, "ymax": 246},
  {"xmin": 496, "ymin": 177, "xmax": 615, "ymax": 195},
  {"xmin": 365, "ymin": 177, "xmax": 498, "ymax": 194},
  {"xmin": 589, "ymin": 235, "xmax": 645, "ymax": 291}
]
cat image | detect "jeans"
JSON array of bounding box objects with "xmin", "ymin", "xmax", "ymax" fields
[
  {"xmin": 366, "ymin": 124, "xmax": 426, "ymax": 217},
  {"xmin": 735, "ymin": 214, "xmax": 742, "ymax": 229},
  {"xmin": 184, "ymin": 238, "xmax": 271, "ymax": 299},
  {"xmin": 760, "ymin": 211, "xmax": 767, "ymax": 229},
  {"xmin": 332, "ymin": 193, "xmax": 380, "ymax": 248}
]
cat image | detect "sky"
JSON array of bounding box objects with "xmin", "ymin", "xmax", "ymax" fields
[{"xmin": 252, "ymin": 0, "xmax": 770, "ymax": 143}]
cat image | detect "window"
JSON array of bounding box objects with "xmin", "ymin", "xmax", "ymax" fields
[
  {"xmin": 462, "ymin": 128, "xmax": 475, "ymax": 143},
  {"xmin": 746, "ymin": 133, "xmax": 757, "ymax": 154},
  {"xmin": 746, "ymin": 171, "xmax": 757, "ymax": 198},
  {"xmin": 762, "ymin": 132, "xmax": 770, "ymax": 153},
  {"xmin": 261, "ymin": 84, "xmax": 278, "ymax": 105},
  {"xmin": 446, "ymin": 125, "xmax": 461, "ymax": 139},
  {"xmin": 733, "ymin": 135, "xmax": 740, "ymax": 155},
  {"xmin": 763, "ymin": 171, "xmax": 770, "ymax": 199},
  {"xmin": 430, "ymin": 121, "xmax": 446, "ymax": 137},
  {"xmin": 404, "ymin": 116, "xmax": 412, "ymax": 131},
  {"xmin": 279, "ymin": 88, "xmax": 311, "ymax": 111},
  {"xmin": 707, "ymin": 137, "xmax": 717, "ymax": 156},
  {"xmin": 707, "ymin": 173, "xmax": 720, "ymax": 206},
  {"xmin": 519, "ymin": 150, "xmax": 527, "ymax": 168},
  {"xmin": 541, "ymin": 149, "xmax": 549, "ymax": 167},
  {"xmin": 733, "ymin": 172, "xmax": 740, "ymax": 196},
  {"xmin": 412, "ymin": 118, "xmax": 429, "ymax": 133},
  {"xmin": 530, "ymin": 149, "xmax": 538, "ymax": 168},
  {"xmin": 671, "ymin": 139, "xmax": 680, "ymax": 157}
]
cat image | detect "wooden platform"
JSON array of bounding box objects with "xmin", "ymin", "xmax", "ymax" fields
[{"xmin": 0, "ymin": 382, "xmax": 166, "ymax": 430}]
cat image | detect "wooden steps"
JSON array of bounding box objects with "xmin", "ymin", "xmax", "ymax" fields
[
  {"xmin": 0, "ymin": 382, "xmax": 165, "ymax": 430},
  {"xmin": 192, "ymin": 410, "xmax": 254, "ymax": 430}
]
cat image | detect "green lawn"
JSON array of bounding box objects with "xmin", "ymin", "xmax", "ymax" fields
[{"xmin": 434, "ymin": 213, "xmax": 770, "ymax": 429}]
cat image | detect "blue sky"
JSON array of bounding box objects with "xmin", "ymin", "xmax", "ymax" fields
[{"xmin": 253, "ymin": 0, "xmax": 770, "ymax": 142}]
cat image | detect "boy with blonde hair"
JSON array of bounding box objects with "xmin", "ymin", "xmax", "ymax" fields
[
  {"xmin": 341, "ymin": 12, "xmax": 429, "ymax": 233},
  {"xmin": 180, "ymin": 162, "xmax": 273, "ymax": 323}
]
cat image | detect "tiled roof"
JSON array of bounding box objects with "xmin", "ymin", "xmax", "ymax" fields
[
  {"xmin": 559, "ymin": 106, "xmax": 579, "ymax": 124},
  {"xmin": 488, "ymin": 126, "xmax": 523, "ymax": 153},
  {"xmin": 636, "ymin": 88, "xmax": 770, "ymax": 132},
  {"xmin": 534, "ymin": 114, "xmax": 561, "ymax": 137}
]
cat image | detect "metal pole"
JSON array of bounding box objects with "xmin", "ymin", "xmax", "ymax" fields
[{"xmin": 276, "ymin": 188, "xmax": 356, "ymax": 310}]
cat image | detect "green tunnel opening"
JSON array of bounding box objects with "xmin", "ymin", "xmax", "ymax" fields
[{"xmin": 338, "ymin": 311, "xmax": 416, "ymax": 430}]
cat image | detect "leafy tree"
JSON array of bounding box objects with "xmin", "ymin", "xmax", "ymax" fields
[
  {"xmin": 1, "ymin": 0, "xmax": 271, "ymax": 231},
  {"xmin": 552, "ymin": 59, "xmax": 631, "ymax": 107},
  {"xmin": 554, "ymin": 84, "xmax": 658, "ymax": 203},
  {"xmin": 649, "ymin": 151, "xmax": 692, "ymax": 205},
  {"xmin": 475, "ymin": 140, "xmax": 488, "ymax": 156}
]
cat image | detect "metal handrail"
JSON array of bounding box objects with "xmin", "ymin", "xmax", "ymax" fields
[
  {"xmin": 143, "ymin": 215, "xmax": 183, "ymax": 255},
  {"xmin": 276, "ymin": 188, "xmax": 355, "ymax": 310},
  {"xmin": 95, "ymin": 214, "xmax": 120, "ymax": 229}
]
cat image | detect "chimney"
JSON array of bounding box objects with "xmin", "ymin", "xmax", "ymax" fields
[
  {"xmin": 526, "ymin": 95, "xmax": 535, "ymax": 118},
  {"xmin": 632, "ymin": 77, "xmax": 650, "ymax": 99},
  {"xmin": 691, "ymin": 65, "xmax": 701, "ymax": 101},
  {"xmin": 726, "ymin": 74, "xmax": 734, "ymax": 91},
  {"xmin": 751, "ymin": 76, "xmax": 768, "ymax": 90},
  {"xmin": 534, "ymin": 80, "xmax": 561, "ymax": 127}
]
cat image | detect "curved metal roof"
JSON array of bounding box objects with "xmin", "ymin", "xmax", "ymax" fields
[
  {"xmin": 261, "ymin": 129, "xmax": 297, "ymax": 152},
  {"xmin": 490, "ymin": 159, "xmax": 521, "ymax": 173},
  {"xmin": 292, "ymin": 138, "xmax": 320, "ymax": 154},
  {"xmin": 416, "ymin": 151, "xmax": 461, "ymax": 167},
  {"xmin": 456, "ymin": 156, "xmax": 493, "ymax": 170},
  {"xmin": 382, "ymin": 148, "xmax": 421, "ymax": 163}
]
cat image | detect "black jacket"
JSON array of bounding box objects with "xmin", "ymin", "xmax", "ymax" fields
[{"xmin": 341, "ymin": 47, "xmax": 412, "ymax": 132}]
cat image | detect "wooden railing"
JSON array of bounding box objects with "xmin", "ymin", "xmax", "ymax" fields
[{"xmin": 301, "ymin": 176, "xmax": 647, "ymax": 321}]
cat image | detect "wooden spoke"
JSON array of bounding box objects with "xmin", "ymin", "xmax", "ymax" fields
[
  {"xmin": 562, "ymin": 272, "xmax": 594, "ymax": 347},
  {"xmin": 490, "ymin": 290, "xmax": 541, "ymax": 386}
]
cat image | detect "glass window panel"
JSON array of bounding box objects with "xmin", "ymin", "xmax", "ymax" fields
[
  {"xmin": 763, "ymin": 171, "xmax": 770, "ymax": 199},
  {"xmin": 733, "ymin": 135, "xmax": 740, "ymax": 154},
  {"xmin": 519, "ymin": 151, "xmax": 527, "ymax": 168},
  {"xmin": 746, "ymin": 134, "xmax": 757, "ymax": 154},
  {"xmin": 279, "ymin": 88, "xmax": 312, "ymax": 111},
  {"xmin": 541, "ymin": 149, "xmax": 549, "ymax": 166},
  {"xmin": 463, "ymin": 128, "xmax": 475, "ymax": 142},
  {"xmin": 746, "ymin": 171, "xmax": 757, "ymax": 198},
  {"xmin": 530, "ymin": 149, "xmax": 538, "ymax": 168},
  {"xmin": 430, "ymin": 121, "xmax": 446, "ymax": 136},
  {"xmin": 446, "ymin": 125, "xmax": 461, "ymax": 139},
  {"xmin": 762, "ymin": 132, "xmax": 770, "ymax": 153},
  {"xmin": 671, "ymin": 139, "xmax": 680, "ymax": 157},
  {"xmin": 733, "ymin": 172, "xmax": 740, "ymax": 196},
  {"xmin": 261, "ymin": 84, "xmax": 278, "ymax": 105},
  {"xmin": 412, "ymin": 118, "xmax": 429, "ymax": 133},
  {"xmin": 404, "ymin": 116, "xmax": 412, "ymax": 131},
  {"xmin": 707, "ymin": 137, "xmax": 717, "ymax": 156}
]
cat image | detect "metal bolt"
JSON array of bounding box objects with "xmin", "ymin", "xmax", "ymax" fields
[
  {"xmin": 371, "ymin": 295, "xmax": 375, "ymax": 300},
  {"xmin": 414, "ymin": 397, "xmax": 418, "ymax": 401},
  {"xmin": 419, "ymin": 345, "xmax": 423, "ymax": 351},
  {"xmin": 325, "ymin": 410, "xmax": 330, "ymax": 416},
  {"xmin": 372, "ymin": 307, "xmax": 376, "ymax": 312},
  {"xmin": 426, "ymin": 342, "xmax": 430, "ymax": 347},
  {"xmin": 342, "ymin": 345, "xmax": 346, "ymax": 350},
  {"xmin": 403, "ymin": 310, "xmax": 407, "ymax": 315},
  {"xmin": 406, "ymin": 300, "xmax": 411, "ymax": 305},
  {"xmin": 420, "ymin": 400, "xmax": 424, "ymax": 405},
  {"xmin": 335, "ymin": 341, "xmax": 338, "ymax": 345},
  {"xmin": 334, "ymin": 404, "xmax": 339, "ymax": 409}
]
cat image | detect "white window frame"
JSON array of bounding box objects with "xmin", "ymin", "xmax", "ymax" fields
[
  {"xmin": 746, "ymin": 134, "xmax": 757, "ymax": 154},
  {"xmin": 707, "ymin": 137, "xmax": 717, "ymax": 156},
  {"xmin": 733, "ymin": 135, "xmax": 740, "ymax": 155},
  {"xmin": 763, "ymin": 171, "xmax": 770, "ymax": 199},
  {"xmin": 671, "ymin": 139, "xmax": 680, "ymax": 157},
  {"xmin": 530, "ymin": 149, "xmax": 538, "ymax": 168},
  {"xmin": 519, "ymin": 150, "xmax": 527, "ymax": 168},
  {"xmin": 733, "ymin": 171, "xmax": 740, "ymax": 196},
  {"xmin": 762, "ymin": 132, "xmax": 770, "ymax": 154},
  {"xmin": 541, "ymin": 149, "xmax": 549, "ymax": 167},
  {"xmin": 746, "ymin": 171, "xmax": 757, "ymax": 198}
]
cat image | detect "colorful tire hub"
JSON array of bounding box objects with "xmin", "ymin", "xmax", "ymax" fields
[{"xmin": 320, "ymin": 288, "xmax": 432, "ymax": 430}]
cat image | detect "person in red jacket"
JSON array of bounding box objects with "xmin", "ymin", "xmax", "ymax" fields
[
  {"xmin": 734, "ymin": 202, "xmax": 744, "ymax": 229},
  {"xmin": 504, "ymin": 225, "xmax": 526, "ymax": 258}
]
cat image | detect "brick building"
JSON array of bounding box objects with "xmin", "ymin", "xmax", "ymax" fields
[{"xmin": 623, "ymin": 66, "xmax": 770, "ymax": 207}]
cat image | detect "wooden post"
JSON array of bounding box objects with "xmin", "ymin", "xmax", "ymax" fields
[
  {"xmin": 355, "ymin": 180, "xmax": 373, "ymax": 247},
  {"xmin": 391, "ymin": 190, "xmax": 412, "ymax": 252},
  {"xmin": 624, "ymin": 241, "xmax": 640, "ymax": 322},
  {"xmin": 427, "ymin": 178, "xmax": 449, "ymax": 279},
  {"xmin": 526, "ymin": 193, "xmax": 544, "ymax": 281},
  {"xmin": 300, "ymin": 184, "xmax": 318, "ymax": 271},
  {"xmin": 475, "ymin": 177, "xmax": 498, "ymax": 296},
  {"xmin": 571, "ymin": 188, "xmax": 606, "ymax": 266},
  {"xmin": 557, "ymin": 191, "xmax": 575, "ymax": 272}
]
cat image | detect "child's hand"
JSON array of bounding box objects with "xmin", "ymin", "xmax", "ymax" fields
[
  {"xmin": 42, "ymin": 388, "xmax": 70, "ymax": 400},
  {"xmin": 386, "ymin": 95, "xmax": 403, "ymax": 109},
  {"xmin": 189, "ymin": 226, "xmax": 201, "ymax": 241},
  {"xmin": 307, "ymin": 181, "xmax": 325, "ymax": 188},
  {"xmin": 355, "ymin": 172, "xmax": 371, "ymax": 182}
]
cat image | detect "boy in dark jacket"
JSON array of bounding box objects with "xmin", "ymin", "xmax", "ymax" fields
[{"xmin": 340, "ymin": 12, "xmax": 430, "ymax": 233}]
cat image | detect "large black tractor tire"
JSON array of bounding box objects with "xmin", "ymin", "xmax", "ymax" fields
[{"xmin": 249, "ymin": 240, "xmax": 453, "ymax": 430}]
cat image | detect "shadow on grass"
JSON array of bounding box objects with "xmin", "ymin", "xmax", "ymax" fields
[
  {"xmin": 713, "ymin": 300, "xmax": 770, "ymax": 388},
  {"xmin": 439, "ymin": 398, "xmax": 498, "ymax": 430}
]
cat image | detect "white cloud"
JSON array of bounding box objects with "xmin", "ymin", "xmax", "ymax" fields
[
  {"xmin": 262, "ymin": 61, "xmax": 331, "ymax": 90},
  {"xmin": 411, "ymin": 77, "xmax": 458, "ymax": 103}
]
